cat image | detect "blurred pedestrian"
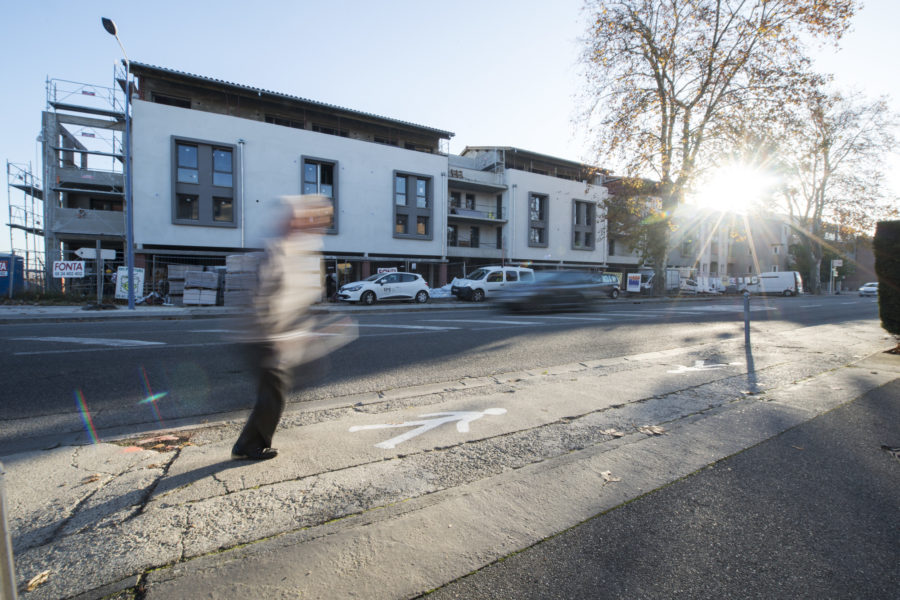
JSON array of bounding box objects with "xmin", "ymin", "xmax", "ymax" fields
[{"xmin": 232, "ymin": 195, "xmax": 354, "ymax": 460}]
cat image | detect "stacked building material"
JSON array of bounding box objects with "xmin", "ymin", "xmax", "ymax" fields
[
  {"xmin": 183, "ymin": 270, "xmax": 219, "ymax": 305},
  {"xmin": 166, "ymin": 264, "xmax": 204, "ymax": 306},
  {"xmin": 224, "ymin": 253, "xmax": 263, "ymax": 306}
]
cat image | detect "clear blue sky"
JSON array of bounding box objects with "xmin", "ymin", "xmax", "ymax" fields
[{"xmin": 2, "ymin": 0, "xmax": 897, "ymax": 253}]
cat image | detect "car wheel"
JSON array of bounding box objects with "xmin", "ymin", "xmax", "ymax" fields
[
  {"xmin": 610, "ymin": 289, "xmax": 619, "ymax": 299},
  {"xmin": 415, "ymin": 290, "xmax": 429, "ymax": 304},
  {"xmin": 783, "ymin": 289, "xmax": 793, "ymax": 297},
  {"xmin": 472, "ymin": 289, "xmax": 485, "ymax": 302},
  {"xmin": 361, "ymin": 291, "xmax": 376, "ymax": 305}
]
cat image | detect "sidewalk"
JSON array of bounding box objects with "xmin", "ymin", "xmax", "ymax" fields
[{"xmin": 1, "ymin": 319, "xmax": 896, "ymax": 599}]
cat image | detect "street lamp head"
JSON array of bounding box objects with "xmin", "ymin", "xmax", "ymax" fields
[{"xmin": 101, "ymin": 17, "xmax": 117, "ymax": 36}]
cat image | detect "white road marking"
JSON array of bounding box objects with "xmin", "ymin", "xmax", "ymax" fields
[
  {"xmin": 667, "ymin": 360, "xmax": 739, "ymax": 374},
  {"xmin": 424, "ymin": 319, "xmax": 542, "ymax": 326},
  {"xmin": 11, "ymin": 336, "xmax": 164, "ymax": 347},
  {"xmin": 800, "ymin": 304, "xmax": 823, "ymax": 308},
  {"xmin": 188, "ymin": 329, "xmax": 238, "ymax": 333},
  {"xmin": 347, "ymin": 323, "xmax": 459, "ymax": 331},
  {"xmin": 539, "ymin": 315, "xmax": 611, "ymax": 321},
  {"xmin": 349, "ymin": 408, "xmax": 507, "ymax": 449}
]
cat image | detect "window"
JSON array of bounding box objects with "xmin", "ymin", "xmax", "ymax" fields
[
  {"xmin": 302, "ymin": 157, "xmax": 338, "ymax": 232},
  {"xmin": 528, "ymin": 193, "xmax": 548, "ymax": 247},
  {"xmin": 470, "ymin": 226, "xmax": 480, "ymax": 248},
  {"xmin": 573, "ymin": 200, "xmax": 595, "ymax": 250},
  {"xmin": 487, "ymin": 272, "xmax": 503, "ymax": 283},
  {"xmin": 450, "ymin": 192, "xmax": 461, "ymax": 208},
  {"xmin": 393, "ymin": 172, "xmax": 433, "ymax": 240},
  {"xmin": 496, "ymin": 226, "xmax": 503, "ymax": 250},
  {"xmin": 465, "ymin": 193, "xmax": 476, "ymax": 210},
  {"xmin": 172, "ymin": 138, "xmax": 237, "ymax": 227},
  {"xmin": 506, "ymin": 271, "xmax": 518, "ymax": 282},
  {"xmin": 312, "ymin": 123, "xmax": 349, "ymax": 137},
  {"xmin": 153, "ymin": 93, "xmax": 191, "ymax": 108},
  {"xmin": 448, "ymin": 224, "xmax": 458, "ymax": 246},
  {"xmin": 608, "ymin": 237, "xmax": 616, "ymax": 256},
  {"xmin": 265, "ymin": 114, "xmax": 304, "ymax": 129}
]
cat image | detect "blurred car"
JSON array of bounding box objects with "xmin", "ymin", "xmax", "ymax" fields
[
  {"xmin": 858, "ymin": 282, "xmax": 878, "ymax": 297},
  {"xmin": 338, "ymin": 272, "xmax": 429, "ymax": 305},
  {"xmin": 451, "ymin": 266, "xmax": 534, "ymax": 301},
  {"xmin": 497, "ymin": 270, "xmax": 618, "ymax": 312},
  {"xmin": 678, "ymin": 279, "xmax": 699, "ymax": 295}
]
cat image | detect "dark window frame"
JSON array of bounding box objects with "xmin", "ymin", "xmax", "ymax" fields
[
  {"xmin": 393, "ymin": 171, "xmax": 433, "ymax": 241},
  {"xmin": 301, "ymin": 155, "xmax": 339, "ymax": 234},
  {"xmin": 528, "ymin": 192, "xmax": 549, "ymax": 248},
  {"xmin": 572, "ymin": 200, "xmax": 596, "ymax": 250},
  {"xmin": 171, "ymin": 136, "xmax": 238, "ymax": 228}
]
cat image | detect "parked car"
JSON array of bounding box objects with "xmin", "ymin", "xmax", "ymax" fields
[
  {"xmin": 451, "ymin": 266, "xmax": 534, "ymax": 301},
  {"xmin": 338, "ymin": 272, "xmax": 429, "ymax": 305},
  {"xmin": 858, "ymin": 282, "xmax": 878, "ymax": 297},
  {"xmin": 678, "ymin": 279, "xmax": 700, "ymax": 295},
  {"xmin": 497, "ymin": 270, "xmax": 617, "ymax": 312}
]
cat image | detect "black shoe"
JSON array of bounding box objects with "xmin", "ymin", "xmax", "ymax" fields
[{"xmin": 231, "ymin": 445, "xmax": 278, "ymax": 460}]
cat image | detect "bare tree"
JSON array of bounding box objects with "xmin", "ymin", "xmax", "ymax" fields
[
  {"xmin": 581, "ymin": 0, "xmax": 857, "ymax": 291},
  {"xmin": 779, "ymin": 89, "xmax": 898, "ymax": 293}
]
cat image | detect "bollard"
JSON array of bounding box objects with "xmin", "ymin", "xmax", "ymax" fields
[
  {"xmin": 743, "ymin": 291, "xmax": 751, "ymax": 345},
  {"xmin": 0, "ymin": 462, "xmax": 17, "ymax": 600}
]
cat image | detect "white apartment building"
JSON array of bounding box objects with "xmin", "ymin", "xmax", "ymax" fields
[{"xmin": 36, "ymin": 62, "xmax": 618, "ymax": 293}]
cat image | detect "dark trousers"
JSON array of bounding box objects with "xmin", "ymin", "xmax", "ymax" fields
[{"xmin": 235, "ymin": 344, "xmax": 291, "ymax": 451}]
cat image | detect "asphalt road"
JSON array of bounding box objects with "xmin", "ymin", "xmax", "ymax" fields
[
  {"xmin": 426, "ymin": 379, "xmax": 900, "ymax": 600},
  {"xmin": 0, "ymin": 295, "xmax": 878, "ymax": 453}
]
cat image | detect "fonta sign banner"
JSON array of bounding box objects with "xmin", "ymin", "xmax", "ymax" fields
[{"xmin": 53, "ymin": 261, "xmax": 85, "ymax": 278}]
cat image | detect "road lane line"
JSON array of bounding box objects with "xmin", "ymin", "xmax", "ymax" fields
[
  {"xmin": 424, "ymin": 319, "xmax": 544, "ymax": 326},
  {"xmin": 538, "ymin": 315, "xmax": 611, "ymax": 321},
  {"xmin": 344, "ymin": 324, "xmax": 459, "ymax": 331},
  {"xmin": 10, "ymin": 336, "xmax": 165, "ymax": 347}
]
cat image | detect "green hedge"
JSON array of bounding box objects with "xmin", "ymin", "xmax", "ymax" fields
[{"xmin": 874, "ymin": 220, "xmax": 900, "ymax": 336}]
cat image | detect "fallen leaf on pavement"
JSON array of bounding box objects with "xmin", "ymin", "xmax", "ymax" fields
[
  {"xmin": 80, "ymin": 474, "xmax": 101, "ymax": 485},
  {"xmin": 26, "ymin": 570, "xmax": 51, "ymax": 591},
  {"xmin": 600, "ymin": 471, "xmax": 621, "ymax": 482},
  {"xmin": 599, "ymin": 429, "xmax": 625, "ymax": 438},
  {"xmin": 638, "ymin": 425, "xmax": 666, "ymax": 435}
]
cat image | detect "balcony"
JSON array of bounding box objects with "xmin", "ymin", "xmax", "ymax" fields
[
  {"xmin": 50, "ymin": 207, "xmax": 125, "ymax": 237},
  {"xmin": 447, "ymin": 240, "xmax": 504, "ymax": 260},
  {"xmin": 448, "ymin": 207, "xmax": 506, "ymax": 225}
]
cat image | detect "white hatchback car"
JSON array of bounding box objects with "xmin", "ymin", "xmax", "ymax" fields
[
  {"xmin": 338, "ymin": 272, "xmax": 429, "ymax": 305},
  {"xmin": 858, "ymin": 282, "xmax": 878, "ymax": 297}
]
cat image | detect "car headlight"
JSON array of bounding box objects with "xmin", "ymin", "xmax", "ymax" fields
[{"xmin": 343, "ymin": 285, "xmax": 362, "ymax": 292}]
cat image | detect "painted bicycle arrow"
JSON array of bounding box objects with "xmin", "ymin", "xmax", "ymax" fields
[
  {"xmin": 667, "ymin": 360, "xmax": 739, "ymax": 374},
  {"xmin": 349, "ymin": 408, "xmax": 507, "ymax": 449}
]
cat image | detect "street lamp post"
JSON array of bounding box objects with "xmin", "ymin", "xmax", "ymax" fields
[{"xmin": 102, "ymin": 17, "xmax": 135, "ymax": 310}]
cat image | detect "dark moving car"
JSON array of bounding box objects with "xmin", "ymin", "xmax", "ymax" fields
[{"xmin": 497, "ymin": 270, "xmax": 619, "ymax": 312}]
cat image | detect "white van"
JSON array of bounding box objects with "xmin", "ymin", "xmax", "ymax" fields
[
  {"xmin": 451, "ymin": 266, "xmax": 535, "ymax": 301},
  {"xmin": 740, "ymin": 271, "xmax": 803, "ymax": 296}
]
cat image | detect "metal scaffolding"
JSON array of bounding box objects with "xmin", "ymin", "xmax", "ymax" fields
[{"xmin": 5, "ymin": 161, "xmax": 45, "ymax": 291}]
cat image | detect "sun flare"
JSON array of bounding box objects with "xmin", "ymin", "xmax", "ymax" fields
[{"xmin": 689, "ymin": 164, "xmax": 777, "ymax": 214}]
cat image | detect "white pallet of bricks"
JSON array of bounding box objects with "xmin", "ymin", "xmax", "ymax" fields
[
  {"xmin": 224, "ymin": 253, "xmax": 263, "ymax": 306},
  {"xmin": 166, "ymin": 264, "xmax": 202, "ymax": 306},
  {"xmin": 184, "ymin": 269, "xmax": 220, "ymax": 306}
]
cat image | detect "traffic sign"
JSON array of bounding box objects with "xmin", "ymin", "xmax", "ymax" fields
[{"xmin": 75, "ymin": 247, "xmax": 116, "ymax": 260}]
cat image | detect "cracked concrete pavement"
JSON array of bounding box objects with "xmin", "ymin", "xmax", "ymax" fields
[{"xmin": 2, "ymin": 320, "xmax": 898, "ymax": 599}]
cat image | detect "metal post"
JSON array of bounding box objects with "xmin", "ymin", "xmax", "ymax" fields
[
  {"xmin": 743, "ymin": 291, "xmax": 751, "ymax": 346},
  {"xmin": 124, "ymin": 63, "xmax": 135, "ymax": 310},
  {"xmin": 0, "ymin": 462, "xmax": 18, "ymax": 600},
  {"xmin": 96, "ymin": 240, "xmax": 103, "ymax": 305}
]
